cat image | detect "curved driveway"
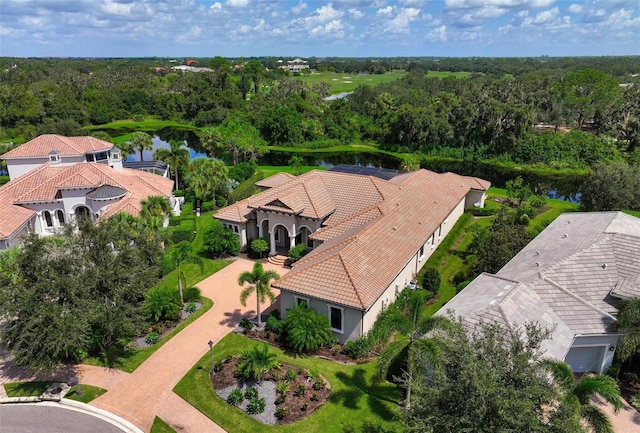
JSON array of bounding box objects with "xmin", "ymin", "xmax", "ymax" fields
[{"xmin": 85, "ymin": 257, "xmax": 286, "ymax": 432}]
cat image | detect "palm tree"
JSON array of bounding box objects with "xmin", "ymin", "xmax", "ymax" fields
[
  {"xmin": 402, "ymin": 154, "xmax": 421, "ymax": 172},
  {"xmin": 543, "ymin": 360, "xmax": 622, "ymax": 433},
  {"xmin": 185, "ymin": 158, "xmax": 228, "ymax": 201},
  {"xmin": 130, "ymin": 131, "xmax": 153, "ymax": 161},
  {"xmin": 236, "ymin": 343, "xmax": 279, "ymax": 382},
  {"xmin": 140, "ymin": 195, "xmax": 172, "ymax": 228},
  {"xmin": 169, "ymin": 241, "xmax": 203, "ymax": 303},
  {"xmin": 288, "ymin": 155, "xmax": 304, "ymax": 176},
  {"xmin": 615, "ymin": 297, "xmax": 640, "ymax": 362},
  {"xmin": 153, "ymin": 140, "xmax": 190, "ymax": 190},
  {"xmin": 238, "ymin": 262, "xmax": 280, "ymax": 327},
  {"xmin": 199, "ymin": 128, "xmax": 223, "ymax": 158},
  {"xmin": 375, "ymin": 290, "xmax": 451, "ymax": 409}
]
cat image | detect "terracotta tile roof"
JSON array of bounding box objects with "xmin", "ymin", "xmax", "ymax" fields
[
  {"xmin": 255, "ymin": 172, "xmax": 295, "ymax": 189},
  {"xmin": 272, "ymin": 169, "xmax": 488, "ymax": 310},
  {"xmin": 1, "ymin": 135, "xmax": 112, "ymax": 159},
  {"xmin": 0, "ymin": 162, "xmax": 173, "ymax": 239},
  {"xmin": 441, "ymin": 172, "xmax": 491, "ymax": 190}
]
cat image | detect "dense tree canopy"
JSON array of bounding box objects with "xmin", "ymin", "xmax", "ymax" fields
[{"xmin": 0, "ymin": 216, "xmax": 163, "ymax": 373}]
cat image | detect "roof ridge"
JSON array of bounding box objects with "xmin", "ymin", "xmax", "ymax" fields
[
  {"xmin": 541, "ymin": 276, "xmax": 618, "ymax": 322},
  {"xmin": 542, "ymin": 236, "xmax": 612, "ymax": 276},
  {"xmin": 497, "ymin": 305, "xmax": 514, "ymax": 331},
  {"xmin": 338, "ymin": 253, "xmax": 365, "ymax": 309},
  {"xmin": 57, "ymin": 135, "xmax": 83, "ymax": 153}
]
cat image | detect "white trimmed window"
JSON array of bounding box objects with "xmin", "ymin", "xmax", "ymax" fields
[
  {"xmin": 43, "ymin": 211, "xmax": 53, "ymax": 228},
  {"xmin": 418, "ymin": 245, "xmax": 425, "ymax": 261},
  {"xmin": 56, "ymin": 210, "xmax": 65, "ymax": 225},
  {"xmin": 328, "ymin": 305, "xmax": 343, "ymax": 333}
]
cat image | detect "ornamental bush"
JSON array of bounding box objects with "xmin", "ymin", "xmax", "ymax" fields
[
  {"xmin": 227, "ymin": 388, "xmax": 244, "ymax": 406},
  {"xmin": 246, "ymin": 397, "xmax": 266, "ymax": 414},
  {"xmin": 284, "ymin": 304, "xmax": 333, "ymax": 353}
]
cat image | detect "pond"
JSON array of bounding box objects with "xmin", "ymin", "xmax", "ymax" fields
[
  {"xmin": 260, "ymin": 150, "xmax": 585, "ymax": 202},
  {"xmin": 124, "ymin": 128, "xmax": 207, "ymax": 162}
]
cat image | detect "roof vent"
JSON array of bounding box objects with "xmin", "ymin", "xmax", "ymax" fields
[
  {"xmin": 562, "ymin": 233, "xmax": 568, "ymax": 238},
  {"xmin": 535, "ymin": 251, "xmax": 540, "ymax": 256},
  {"xmin": 393, "ymin": 226, "xmax": 397, "ymax": 231},
  {"xmin": 535, "ymin": 262, "xmax": 540, "ymax": 267},
  {"xmin": 567, "ymin": 220, "xmax": 571, "ymax": 224},
  {"xmin": 602, "ymin": 264, "xmax": 607, "ymax": 269}
]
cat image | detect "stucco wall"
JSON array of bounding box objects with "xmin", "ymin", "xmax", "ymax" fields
[
  {"xmin": 6, "ymin": 158, "xmax": 48, "ymax": 180},
  {"xmin": 567, "ymin": 334, "xmax": 621, "ymax": 374},
  {"xmin": 465, "ymin": 190, "xmax": 487, "ymax": 208}
]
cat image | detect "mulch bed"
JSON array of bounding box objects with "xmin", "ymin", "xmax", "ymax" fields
[{"xmin": 211, "ymin": 356, "xmax": 331, "ymax": 424}]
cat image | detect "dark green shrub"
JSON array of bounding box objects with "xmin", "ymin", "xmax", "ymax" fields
[
  {"xmin": 288, "ymin": 244, "xmax": 308, "ymax": 261},
  {"xmin": 312, "ymin": 379, "xmax": 325, "ymax": 390},
  {"xmin": 144, "ymin": 286, "xmax": 182, "ymax": 322},
  {"xmin": 311, "ymin": 392, "xmax": 320, "ymax": 401},
  {"xmin": 456, "ymin": 281, "xmax": 471, "ymax": 294},
  {"xmin": 183, "ymin": 286, "xmax": 201, "ymax": 302},
  {"xmin": 229, "ymin": 171, "xmax": 264, "ymax": 204},
  {"xmin": 275, "ymin": 394, "xmax": 286, "ymax": 405},
  {"xmin": 266, "ymin": 315, "xmax": 285, "ymax": 337},
  {"xmin": 250, "ymin": 238, "xmax": 269, "ymax": 259},
  {"xmin": 171, "ymin": 228, "xmax": 195, "ymax": 244},
  {"xmin": 246, "ymin": 397, "xmax": 266, "ymax": 414},
  {"xmin": 215, "ymin": 196, "xmax": 228, "ymax": 208},
  {"xmin": 184, "ymin": 302, "xmax": 197, "ymax": 313},
  {"xmin": 346, "ymin": 336, "xmax": 372, "ymax": 359},
  {"xmin": 227, "ymin": 388, "xmax": 244, "ymax": 406},
  {"xmin": 229, "ymin": 162, "xmax": 257, "ymax": 182},
  {"xmin": 276, "ymin": 382, "xmax": 290, "ymax": 395},
  {"xmin": 240, "ymin": 318, "xmax": 254, "ymax": 332},
  {"xmin": 468, "ymin": 207, "xmax": 497, "ymax": 216},
  {"xmin": 422, "ymin": 268, "xmax": 441, "ymax": 292},
  {"xmin": 284, "ymin": 304, "xmax": 333, "ymax": 353},
  {"xmin": 168, "ymin": 217, "xmax": 181, "ymax": 227},
  {"xmin": 214, "ymin": 360, "xmax": 224, "ymax": 372},
  {"xmin": 201, "ymin": 200, "xmax": 216, "ymax": 212},
  {"xmin": 244, "ymin": 386, "xmax": 259, "ymax": 400},
  {"xmin": 236, "ymin": 344, "xmax": 279, "ymax": 382},
  {"xmin": 300, "ymin": 402, "xmax": 309, "ymax": 411},
  {"xmin": 528, "ymin": 194, "xmax": 547, "ymax": 209},
  {"xmin": 203, "ymin": 220, "xmax": 240, "ymax": 257},
  {"xmin": 145, "ymin": 332, "xmax": 160, "ymax": 345},
  {"xmin": 275, "ymin": 406, "xmax": 288, "ymax": 419},
  {"xmin": 294, "ymin": 384, "xmax": 306, "ymax": 396}
]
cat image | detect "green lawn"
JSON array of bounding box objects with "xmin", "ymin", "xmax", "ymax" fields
[
  {"xmin": 174, "ymin": 333, "xmax": 401, "ymax": 433},
  {"xmin": 151, "ymin": 417, "xmax": 176, "ymax": 433},
  {"xmin": 295, "ymin": 71, "xmax": 406, "ymax": 93},
  {"xmin": 257, "ymin": 165, "xmax": 327, "ymax": 178},
  {"xmin": 4, "ymin": 381, "xmax": 106, "ymax": 403}
]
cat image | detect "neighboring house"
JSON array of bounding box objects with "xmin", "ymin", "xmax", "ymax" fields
[
  {"xmin": 0, "ymin": 135, "xmax": 179, "ymax": 250},
  {"xmin": 439, "ymin": 211, "xmax": 640, "ymax": 374},
  {"xmin": 215, "ymin": 165, "xmax": 490, "ymax": 343},
  {"xmin": 279, "ymin": 58, "xmax": 310, "ymax": 72}
]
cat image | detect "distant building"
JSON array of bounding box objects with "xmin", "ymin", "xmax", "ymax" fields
[{"xmin": 279, "ymin": 58, "xmax": 310, "ymax": 73}]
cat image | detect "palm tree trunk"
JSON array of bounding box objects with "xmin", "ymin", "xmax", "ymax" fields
[
  {"xmin": 178, "ymin": 264, "xmax": 184, "ymax": 303},
  {"xmin": 140, "ymin": 149, "xmax": 144, "ymax": 161},
  {"xmin": 256, "ymin": 297, "xmax": 262, "ymax": 327},
  {"xmin": 174, "ymin": 167, "xmax": 179, "ymax": 190}
]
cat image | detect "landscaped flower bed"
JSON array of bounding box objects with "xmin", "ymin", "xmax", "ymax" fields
[{"xmin": 211, "ymin": 355, "xmax": 330, "ymax": 425}]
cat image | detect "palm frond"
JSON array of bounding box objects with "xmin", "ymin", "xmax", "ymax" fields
[
  {"xmin": 376, "ymin": 338, "xmax": 409, "ymax": 381},
  {"xmin": 239, "ymin": 285, "xmax": 253, "ymax": 306},
  {"xmin": 616, "ymin": 329, "xmax": 640, "ymax": 362},
  {"xmin": 574, "ymin": 375, "xmax": 622, "ymax": 412},
  {"xmin": 580, "ymin": 404, "xmax": 615, "ymax": 433},
  {"xmin": 540, "ymin": 359, "xmax": 574, "ymax": 390}
]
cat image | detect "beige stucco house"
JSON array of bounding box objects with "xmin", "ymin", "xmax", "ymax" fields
[
  {"xmin": 215, "ymin": 166, "xmax": 490, "ymax": 343},
  {"xmin": 440, "ymin": 211, "xmax": 640, "ymax": 373},
  {"xmin": 0, "ymin": 135, "xmax": 179, "ymax": 249}
]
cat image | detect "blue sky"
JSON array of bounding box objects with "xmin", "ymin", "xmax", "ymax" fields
[{"xmin": 1, "ymin": 0, "xmax": 639, "ymax": 58}]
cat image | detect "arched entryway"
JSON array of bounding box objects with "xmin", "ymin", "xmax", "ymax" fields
[
  {"xmin": 296, "ymin": 226, "xmax": 313, "ymax": 250},
  {"xmin": 74, "ymin": 206, "xmax": 92, "ymax": 222},
  {"xmin": 269, "ymin": 224, "xmax": 292, "ymax": 256}
]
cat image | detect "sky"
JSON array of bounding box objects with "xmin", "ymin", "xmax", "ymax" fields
[{"xmin": 1, "ymin": 0, "xmax": 639, "ymax": 58}]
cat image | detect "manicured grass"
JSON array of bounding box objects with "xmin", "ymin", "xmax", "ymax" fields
[
  {"xmin": 4, "ymin": 381, "xmax": 106, "ymax": 403},
  {"xmin": 84, "ymin": 119, "xmax": 198, "ymax": 132},
  {"xmin": 151, "ymin": 417, "xmax": 177, "ymax": 433},
  {"xmin": 257, "ymin": 165, "xmax": 327, "ymax": 178},
  {"xmin": 295, "ymin": 71, "xmax": 406, "ymax": 93},
  {"xmin": 84, "ymin": 297, "xmax": 213, "ymax": 372},
  {"xmin": 426, "ymin": 71, "xmax": 473, "ymax": 78},
  {"xmin": 174, "ymin": 333, "xmax": 401, "ymax": 433}
]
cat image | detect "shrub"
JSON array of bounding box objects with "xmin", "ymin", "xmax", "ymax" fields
[
  {"xmin": 275, "ymin": 394, "xmax": 286, "ymax": 405},
  {"xmin": 276, "ymin": 382, "xmax": 290, "ymax": 395},
  {"xmin": 184, "ymin": 302, "xmax": 197, "ymax": 313},
  {"xmin": 312, "ymin": 379, "xmax": 325, "ymax": 390},
  {"xmin": 250, "ymin": 238, "xmax": 269, "ymax": 259},
  {"xmin": 422, "ymin": 268, "xmax": 441, "ymax": 292},
  {"xmin": 244, "ymin": 386, "xmax": 259, "ymax": 400},
  {"xmin": 229, "ymin": 171, "xmax": 263, "ymax": 204},
  {"xmin": 224, "ymin": 355, "xmax": 233, "ymax": 363},
  {"xmin": 214, "ymin": 360, "xmax": 224, "ymax": 373},
  {"xmin": 203, "ymin": 220, "xmax": 240, "ymax": 257},
  {"xmin": 275, "ymin": 406, "xmax": 288, "ymax": 420},
  {"xmin": 468, "ymin": 206, "xmax": 497, "ymax": 216},
  {"xmin": 240, "ymin": 317, "xmax": 254, "ymax": 332},
  {"xmin": 288, "ymin": 244, "xmax": 308, "ymax": 262},
  {"xmin": 183, "ymin": 286, "xmax": 201, "ymax": 302},
  {"xmin": 346, "ymin": 336, "xmax": 372, "ymax": 359},
  {"xmin": 300, "ymin": 402, "xmax": 309, "ymax": 411},
  {"xmin": 229, "ymin": 162, "xmax": 257, "ymax": 183},
  {"xmin": 311, "ymin": 392, "xmax": 320, "ymax": 401},
  {"xmin": 227, "ymin": 388, "xmax": 244, "ymax": 406},
  {"xmin": 236, "ymin": 344, "xmax": 279, "ymax": 382},
  {"xmin": 284, "ymin": 369, "xmax": 298, "ymax": 382},
  {"xmin": 631, "ymin": 392, "xmax": 640, "ymax": 409},
  {"xmin": 266, "ymin": 315, "xmax": 285, "ymax": 337},
  {"xmin": 201, "ymin": 200, "xmax": 216, "ymax": 212},
  {"xmin": 215, "ymin": 195, "xmax": 228, "ymax": 208},
  {"xmin": 246, "ymin": 397, "xmax": 266, "ymax": 414},
  {"xmin": 285, "ymin": 304, "xmax": 334, "ymax": 353},
  {"xmin": 144, "ymin": 286, "xmax": 182, "ymax": 322},
  {"xmin": 295, "ymin": 384, "xmax": 307, "ymax": 396},
  {"xmin": 145, "ymin": 332, "xmax": 160, "ymax": 345},
  {"xmin": 456, "ymin": 281, "xmax": 471, "ymax": 294}
]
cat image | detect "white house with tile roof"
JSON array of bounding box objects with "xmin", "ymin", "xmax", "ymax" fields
[
  {"xmin": 440, "ymin": 211, "xmax": 640, "ymax": 373},
  {"xmin": 215, "ymin": 167, "xmax": 490, "ymax": 343},
  {"xmin": 0, "ymin": 135, "xmax": 179, "ymax": 250}
]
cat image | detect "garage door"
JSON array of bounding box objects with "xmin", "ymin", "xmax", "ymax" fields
[{"xmin": 564, "ymin": 346, "xmax": 604, "ymax": 373}]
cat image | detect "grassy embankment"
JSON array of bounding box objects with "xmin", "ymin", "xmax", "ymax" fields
[
  {"xmin": 4, "ymin": 381, "xmax": 106, "ymax": 404},
  {"xmin": 174, "ymin": 333, "xmax": 401, "ymax": 433}
]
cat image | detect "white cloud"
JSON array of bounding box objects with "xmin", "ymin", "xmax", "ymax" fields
[
  {"xmin": 377, "ymin": 6, "xmax": 394, "ymax": 16},
  {"xmin": 427, "ymin": 24, "xmax": 447, "ymax": 41},
  {"xmin": 227, "ymin": 0, "xmax": 249, "ymax": 8},
  {"xmin": 210, "ymin": 2, "xmax": 222, "ymax": 10},
  {"xmin": 292, "ymin": 2, "xmax": 308, "ymax": 14},
  {"xmin": 176, "ymin": 25, "xmax": 202, "ymax": 42},
  {"xmin": 309, "ymin": 19, "xmax": 344, "ymax": 36},
  {"xmin": 445, "ymin": 0, "xmax": 554, "ymax": 10},
  {"xmin": 101, "ymin": 1, "xmax": 133, "ymax": 16},
  {"xmin": 533, "ymin": 6, "xmax": 559, "ymax": 24},
  {"xmin": 348, "ymin": 8, "xmax": 365, "ymax": 19},
  {"xmin": 399, "ymin": 0, "xmax": 427, "ymax": 6},
  {"xmin": 384, "ymin": 7, "xmax": 420, "ymax": 33},
  {"xmin": 567, "ymin": 4, "xmax": 582, "ymax": 14}
]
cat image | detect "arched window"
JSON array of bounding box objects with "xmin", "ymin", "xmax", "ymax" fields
[
  {"xmin": 43, "ymin": 211, "xmax": 53, "ymax": 228},
  {"xmin": 56, "ymin": 210, "xmax": 65, "ymax": 225},
  {"xmin": 74, "ymin": 206, "xmax": 92, "ymax": 222}
]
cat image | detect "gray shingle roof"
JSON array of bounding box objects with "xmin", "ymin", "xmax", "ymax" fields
[{"xmin": 440, "ymin": 211, "xmax": 640, "ymax": 362}]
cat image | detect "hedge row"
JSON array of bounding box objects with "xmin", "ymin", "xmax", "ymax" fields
[
  {"xmin": 171, "ymin": 217, "xmax": 196, "ymax": 244},
  {"xmin": 228, "ymin": 171, "xmax": 264, "ymax": 204}
]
